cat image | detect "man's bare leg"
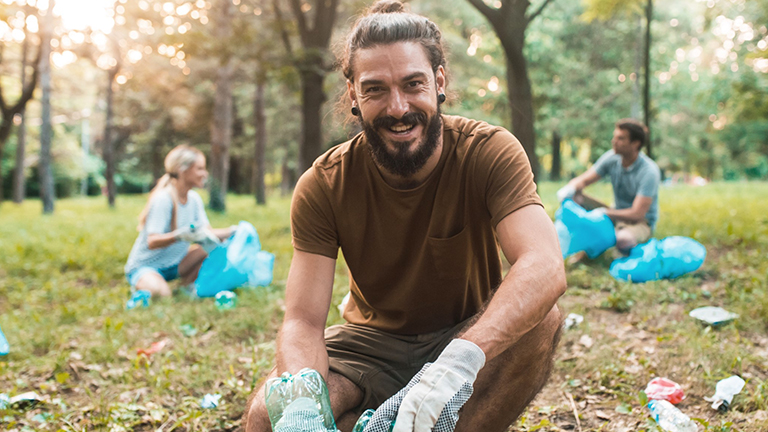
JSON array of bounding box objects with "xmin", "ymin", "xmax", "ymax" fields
[
  {"xmin": 455, "ymin": 305, "xmax": 563, "ymax": 432},
  {"xmin": 243, "ymin": 368, "xmax": 364, "ymax": 432}
]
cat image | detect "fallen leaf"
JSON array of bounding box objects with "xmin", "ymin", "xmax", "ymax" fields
[
  {"xmin": 595, "ymin": 409, "xmax": 612, "ymax": 420},
  {"xmin": 137, "ymin": 340, "xmax": 168, "ymax": 358},
  {"xmin": 579, "ymin": 335, "xmax": 594, "ymax": 348}
]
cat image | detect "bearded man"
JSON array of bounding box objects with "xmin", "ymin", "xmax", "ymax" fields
[{"xmin": 243, "ymin": 2, "xmax": 565, "ymax": 431}]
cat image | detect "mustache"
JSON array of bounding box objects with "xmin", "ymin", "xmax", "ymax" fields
[{"xmin": 371, "ymin": 112, "xmax": 428, "ymax": 130}]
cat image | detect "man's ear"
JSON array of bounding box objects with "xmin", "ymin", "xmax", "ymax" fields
[
  {"xmin": 435, "ymin": 65, "xmax": 446, "ymax": 94},
  {"xmin": 347, "ymin": 80, "xmax": 357, "ymax": 104}
]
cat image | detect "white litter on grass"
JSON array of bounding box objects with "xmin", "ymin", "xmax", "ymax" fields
[
  {"xmin": 689, "ymin": 306, "xmax": 738, "ymax": 326},
  {"xmin": 564, "ymin": 313, "xmax": 584, "ymax": 329}
]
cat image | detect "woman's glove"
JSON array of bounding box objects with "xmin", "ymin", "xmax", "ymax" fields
[
  {"xmin": 173, "ymin": 226, "xmax": 209, "ymax": 243},
  {"xmin": 391, "ymin": 339, "xmax": 485, "ymax": 432}
]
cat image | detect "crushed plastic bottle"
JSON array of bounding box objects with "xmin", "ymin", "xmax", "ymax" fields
[
  {"xmin": 707, "ymin": 375, "xmax": 746, "ymax": 412},
  {"xmin": 0, "ymin": 325, "xmax": 9, "ymax": 356},
  {"xmin": 352, "ymin": 409, "xmax": 395, "ymax": 432},
  {"xmin": 647, "ymin": 399, "xmax": 697, "ymax": 432},
  {"xmin": 215, "ymin": 291, "xmax": 237, "ymax": 310},
  {"xmin": 266, "ymin": 368, "xmax": 337, "ymax": 432}
]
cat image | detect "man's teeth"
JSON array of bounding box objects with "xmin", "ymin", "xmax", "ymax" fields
[{"xmin": 390, "ymin": 124, "xmax": 414, "ymax": 132}]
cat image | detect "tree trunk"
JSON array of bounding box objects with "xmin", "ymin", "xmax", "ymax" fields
[
  {"xmin": 12, "ymin": 20, "xmax": 29, "ymax": 203},
  {"xmin": 298, "ymin": 67, "xmax": 325, "ymax": 173},
  {"xmin": 643, "ymin": 0, "xmax": 653, "ymax": 159},
  {"xmin": 39, "ymin": 0, "xmax": 55, "ymax": 214},
  {"xmin": 550, "ymin": 130, "xmax": 561, "ymax": 181},
  {"xmin": 631, "ymin": 16, "xmax": 642, "ymax": 120},
  {"xmin": 252, "ymin": 75, "xmax": 267, "ymax": 205},
  {"xmin": 80, "ymin": 117, "xmax": 90, "ymax": 195},
  {"xmin": 104, "ymin": 68, "xmax": 118, "ymax": 207},
  {"xmin": 208, "ymin": 0, "xmax": 234, "ymax": 212},
  {"xmin": 505, "ymin": 53, "xmax": 539, "ymax": 181}
]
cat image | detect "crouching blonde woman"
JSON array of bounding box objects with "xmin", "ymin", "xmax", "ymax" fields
[{"xmin": 124, "ymin": 145, "xmax": 234, "ymax": 297}]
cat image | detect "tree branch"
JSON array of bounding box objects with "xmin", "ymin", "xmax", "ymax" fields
[
  {"xmin": 8, "ymin": 41, "xmax": 42, "ymax": 116},
  {"xmin": 288, "ymin": 0, "xmax": 309, "ymax": 46},
  {"xmin": 467, "ymin": 0, "xmax": 499, "ymax": 22},
  {"xmin": 272, "ymin": 0, "xmax": 295, "ymax": 61},
  {"xmin": 527, "ymin": 0, "xmax": 555, "ymax": 23}
]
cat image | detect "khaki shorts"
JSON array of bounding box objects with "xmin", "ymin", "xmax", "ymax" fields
[
  {"xmin": 325, "ymin": 319, "xmax": 468, "ymax": 411},
  {"xmin": 614, "ymin": 221, "xmax": 652, "ymax": 244}
]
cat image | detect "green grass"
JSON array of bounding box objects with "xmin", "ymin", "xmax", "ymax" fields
[{"xmin": 1, "ymin": 182, "xmax": 767, "ymax": 431}]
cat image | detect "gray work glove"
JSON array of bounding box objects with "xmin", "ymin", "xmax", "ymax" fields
[{"xmin": 365, "ymin": 339, "xmax": 483, "ymax": 432}]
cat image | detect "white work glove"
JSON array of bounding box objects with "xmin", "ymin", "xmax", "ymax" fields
[
  {"xmin": 173, "ymin": 226, "xmax": 209, "ymax": 243},
  {"xmin": 590, "ymin": 207, "xmax": 608, "ymax": 217},
  {"xmin": 392, "ymin": 339, "xmax": 485, "ymax": 432},
  {"xmin": 556, "ymin": 184, "xmax": 576, "ymax": 202}
]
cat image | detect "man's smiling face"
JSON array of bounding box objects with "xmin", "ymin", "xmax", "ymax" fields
[{"xmin": 348, "ymin": 41, "xmax": 445, "ymax": 178}]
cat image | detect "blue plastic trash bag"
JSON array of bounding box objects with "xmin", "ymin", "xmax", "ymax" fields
[
  {"xmin": 555, "ymin": 199, "xmax": 616, "ymax": 258},
  {"xmin": 610, "ymin": 236, "xmax": 706, "ymax": 282},
  {"xmin": 0, "ymin": 325, "xmax": 9, "ymax": 356},
  {"xmin": 195, "ymin": 221, "xmax": 275, "ymax": 297}
]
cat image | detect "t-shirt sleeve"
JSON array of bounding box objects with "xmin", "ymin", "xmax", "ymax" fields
[
  {"xmin": 637, "ymin": 164, "xmax": 661, "ymax": 198},
  {"xmin": 290, "ymin": 167, "xmax": 339, "ymax": 259},
  {"xmin": 144, "ymin": 192, "xmax": 173, "ymax": 235},
  {"xmin": 475, "ymin": 129, "xmax": 543, "ymax": 227},
  {"xmin": 592, "ymin": 150, "xmax": 616, "ymax": 178}
]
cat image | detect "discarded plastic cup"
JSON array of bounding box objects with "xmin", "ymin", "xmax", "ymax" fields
[
  {"xmin": 215, "ymin": 291, "xmax": 237, "ymax": 310},
  {"xmin": 126, "ymin": 290, "xmax": 151, "ymax": 310},
  {"xmin": 645, "ymin": 377, "xmax": 685, "ymax": 404},
  {"xmin": 707, "ymin": 375, "xmax": 746, "ymax": 412}
]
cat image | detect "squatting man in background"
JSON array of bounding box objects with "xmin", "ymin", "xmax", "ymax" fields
[
  {"xmin": 557, "ymin": 119, "xmax": 661, "ymax": 254},
  {"xmin": 243, "ymin": 1, "xmax": 566, "ymax": 431}
]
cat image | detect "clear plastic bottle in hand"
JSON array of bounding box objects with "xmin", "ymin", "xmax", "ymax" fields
[
  {"xmin": 266, "ymin": 368, "xmax": 337, "ymax": 432},
  {"xmin": 647, "ymin": 399, "xmax": 697, "ymax": 432}
]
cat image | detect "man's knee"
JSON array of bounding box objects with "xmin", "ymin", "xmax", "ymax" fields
[{"xmin": 615, "ymin": 230, "xmax": 637, "ymax": 252}]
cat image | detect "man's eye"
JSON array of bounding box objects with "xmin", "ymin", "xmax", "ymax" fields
[
  {"xmin": 365, "ymin": 86, "xmax": 383, "ymax": 93},
  {"xmin": 407, "ymin": 81, "xmax": 422, "ymax": 88}
]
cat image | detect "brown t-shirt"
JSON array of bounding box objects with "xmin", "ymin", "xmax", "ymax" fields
[{"xmin": 291, "ymin": 115, "xmax": 542, "ymax": 335}]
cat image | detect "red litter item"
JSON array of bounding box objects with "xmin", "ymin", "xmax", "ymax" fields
[
  {"xmin": 137, "ymin": 340, "xmax": 168, "ymax": 358},
  {"xmin": 645, "ymin": 377, "xmax": 685, "ymax": 404}
]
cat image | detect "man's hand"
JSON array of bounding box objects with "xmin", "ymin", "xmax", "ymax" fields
[
  {"xmin": 173, "ymin": 226, "xmax": 209, "ymax": 243},
  {"xmin": 556, "ymin": 184, "xmax": 576, "ymax": 202},
  {"xmin": 392, "ymin": 339, "xmax": 485, "ymax": 432}
]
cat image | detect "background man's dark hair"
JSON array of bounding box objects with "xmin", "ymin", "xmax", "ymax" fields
[
  {"xmin": 615, "ymin": 118, "xmax": 648, "ymax": 149},
  {"xmin": 339, "ymin": 0, "xmax": 448, "ymax": 82}
]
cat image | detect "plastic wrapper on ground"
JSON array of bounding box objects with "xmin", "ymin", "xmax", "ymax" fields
[
  {"xmin": 609, "ymin": 236, "xmax": 706, "ymax": 282},
  {"xmin": 555, "ymin": 199, "xmax": 616, "ymax": 259}
]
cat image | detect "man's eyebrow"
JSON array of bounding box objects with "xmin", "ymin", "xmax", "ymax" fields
[
  {"xmin": 359, "ymin": 78, "xmax": 386, "ymax": 87},
  {"xmin": 402, "ymin": 72, "xmax": 429, "ymax": 82},
  {"xmin": 359, "ymin": 72, "xmax": 430, "ymax": 87}
]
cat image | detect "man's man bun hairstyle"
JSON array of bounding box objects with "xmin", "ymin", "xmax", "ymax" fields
[
  {"xmin": 339, "ymin": 0, "xmax": 448, "ymax": 83},
  {"xmin": 615, "ymin": 118, "xmax": 648, "ymax": 149}
]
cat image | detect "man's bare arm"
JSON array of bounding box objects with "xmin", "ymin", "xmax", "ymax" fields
[
  {"xmin": 276, "ymin": 249, "xmax": 337, "ymax": 376},
  {"xmin": 604, "ymin": 195, "xmax": 652, "ymax": 224},
  {"xmin": 568, "ymin": 167, "xmax": 601, "ymax": 191},
  {"xmin": 460, "ymin": 205, "xmax": 566, "ymax": 360}
]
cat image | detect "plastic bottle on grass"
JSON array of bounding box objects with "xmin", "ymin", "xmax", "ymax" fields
[
  {"xmin": 265, "ymin": 368, "xmax": 337, "ymax": 432},
  {"xmin": 0, "ymin": 325, "xmax": 9, "ymax": 356},
  {"xmin": 647, "ymin": 400, "xmax": 697, "ymax": 432},
  {"xmin": 215, "ymin": 291, "xmax": 237, "ymax": 310}
]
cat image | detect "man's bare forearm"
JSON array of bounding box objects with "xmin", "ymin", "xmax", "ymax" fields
[
  {"xmin": 459, "ymin": 251, "xmax": 565, "ymax": 360},
  {"xmin": 276, "ymin": 318, "xmax": 329, "ymax": 377},
  {"xmin": 605, "ymin": 207, "xmax": 646, "ymax": 223}
]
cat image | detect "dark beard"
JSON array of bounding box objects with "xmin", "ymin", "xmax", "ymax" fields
[{"xmin": 362, "ymin": 109, "xmax": 442, "ymax": 179}]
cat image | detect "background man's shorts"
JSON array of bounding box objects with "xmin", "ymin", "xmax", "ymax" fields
[
  {"xmin": 614, "ymin": 221, "xmax": 652, "ymax": 245},
  {"xmin": 325, "ymin": 319, "xmax": 468, "ymax": 411}
]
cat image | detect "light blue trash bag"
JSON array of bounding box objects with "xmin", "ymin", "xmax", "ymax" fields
[
  {"xmin": 555, "ymin": 199, "xmax": 616, "ymax": 259},
  {"xmin": 195, "ymin": 221, "xmax": 275, "ymax": 297},
  {"xmin": 610, "ymin": 236, "xmax": 706, "ymax": 282},
  {"xmin": 0, "ymin": 325, "xmax": 9, "ymax": 356}
]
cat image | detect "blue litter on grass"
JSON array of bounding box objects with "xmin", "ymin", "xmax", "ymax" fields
[
  {"xmin": 0, "ymin": 325, "xmax": 9, "ymax": 356},
  {"xmin": 126, "ymin": 290, "xmax": 151, "ymax": 310},
  {"xmin": 0, "ymin": 394, "xmax": 9, "ymax": 409},
  {"xmin": 610, "ymin": 236, "xmax": 706, "ymax": 282},
  {"xmin": 195, "ymin": 221, "xmax": 275, "ymax": 297},
  {"xmin": 555, "ymin": 199, "xmax": 616, "ymax": 259},
  {"xmin": 201, "ymin": 393, "xmax": 222, "ymax": 409}
]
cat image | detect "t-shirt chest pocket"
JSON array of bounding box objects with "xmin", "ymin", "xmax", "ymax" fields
[{"xmin": 427, "ymin": 224, "xmax": 473, "ymax": 281}]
